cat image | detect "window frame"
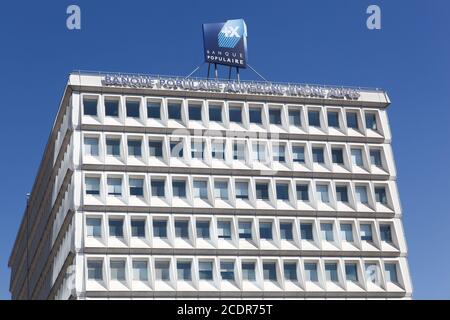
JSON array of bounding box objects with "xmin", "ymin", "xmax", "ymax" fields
[{"xmin": 126, "ymin": 99, "xmax": 141, "ymax": 118}]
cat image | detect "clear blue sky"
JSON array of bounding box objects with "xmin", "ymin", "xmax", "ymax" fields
[{"xmin": 0, "ymin": 0, "xmax": 448, "ymax": 300}]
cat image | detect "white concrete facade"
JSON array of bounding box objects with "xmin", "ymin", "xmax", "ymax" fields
[{"xmin": 9, "ymin": 72, "xmax": 412, "ymax": 300}]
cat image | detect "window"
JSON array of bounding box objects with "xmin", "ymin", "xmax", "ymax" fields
[
  {"xmin": 170, "ymin": 140, "xmax": 184, "ymax": 158},
  {"xmin": 284, "ymin": 263, "xmax": 297, "ymax": 281},
  {"xmin": 273, "ymin": 144, "xmax": 286, "ymax": 162},
  {"xmin": 214, "ymin": 181, "xmax": 228, "ymax": 200},
  {"xmin": 375, "ymin": 187, "xmax": 387, "ymax": 204},
  {"xmin": 252, "ymin": 143, "xmax": 266, "ymax": 162},
  {"xmin": 325, "ymin": 263, "xmax": 338, "ymax": 282},
  {"xmin": 191, "ymin": 140, "xmax": 204, "ymax": 159},
  {"xmin": 308, "ymin": 110, "xmax": 320, "ymax": 127},
  {"xmin": 126, "ymin": 100, "xmax": 140, "ymax": 118},
  {"xmin": 129, "ymin": 178, "xmax": 144, "ymax": 196},
  {"xmin": 83, "ymin": 98, "xmax": 97, "ymax": 116},
  {"xmin": 351, "ymin": 149, "xmax": 363, "ymax": 167},
  {"xmin": 292, "ymin": 146, "xmax": 305, "ymax": 163},
  {"xmin": 177, "ymin": 261, "xmax": 192, "ymax": 281},
  {"xmin": 380, "ymin": 224, "xmax": 393, "ymax": 243},
  {"xmin": 209, "ymin": 104, "xmax": 222, "ymax": 122},
  {"xmin": 168, "ymin": 101, "xmax": 182, "ymax": 120},
  {"xmin": 86, "ymin": 217, "xmax": 102, "ymax": 237},
  {"xmin": 370, "ymin": 149, "xmax": 382, "ymax": 167},
  {"xmin": 300, "ymin": 223, "xmax": 314, "ymax": 241},
  {"xmin": 235, "ymin": 182, "xmax": 249, "ymax": 200},
  {"xmin": 280, "ymin": 222, "xmax": 293, "ymax": 240},
  {"xmin": 365, "ymin": 263, "xmax": 379, "ymax": 284},
  {"xmin": 365, "ymin": 113, "xmax": 378, "ymax": 130},
  {"xmin": 151, "ymin": 180, "xmax": 165, "ymax": 197},
  {"xmin": 345, "ymin": 263, "xmax": 358, "ymax": 282},
  {"xmin": 84, "ymin": 137, "xmax": 99, "ymax": 156},
  {"xmin": 249, "ymin": 107, "xmax": 262, "ymax": 124},
  {"xmin": 131, "ymin": 220, "xmax": 146, "ymax": 238},
  {"xmin": 316, "ymin": 184, "xmax": 330, "ymax": 203},
  {"xmin": 217, "ymin": 221, "xmax": 232, "ymax": 240},
  {"xmin": 336, "ymin": 186, "xmax": 348, "ymax": 202},
  {"xmin": 259, "ymin": 222, "xmax": 273, "ymax": 240},
  {"xmin": 175, "ymin": 220, "xmax": 189, "ymax": 239},
  {"xmin": 255, "ymin": 183, "xmax": 269, "ymax": 200},
  {"xmin": 147, "ymin": 101, "xmax": 161, "ymax": 119},
  {"xmin": 109, "ymin": 219, "xmax": 123, "ymax": 237},
  {"xmin": 312, "ymin": 147, "xmax": 325, "ymax": 164},
  {"xmin": 193, "ymin": 181, "xmax": 208, "ymax": 199},
  {"xmin": 229, "ymin": 106, "xmax": 242, "ymax": 123},
  {"xmin": 110, "ymin": 260, "xmax": 126, "ymax": 281},
  {"xmin": 327, "ymin": 111, "xmax": 339, "ymax": 128},
  {"xmin": 87, "ymin": 260, "xmax": 103, "ymax": 280},
  {"xmin": 263, "ymin": 262, "xmax": 277, "ymax": 281},
  {"xmin": 149, "ymin": 141, "xmax": 163, "ymax": 157},
  {"xmin": 106, "ymin": 138, "xmax": 121, "ymax": 156},
  {"xmin": 105, "ymin": 99, "xmax": 119, "ymax": 117},
  {"xmin": 107, "ymin": 177, "xmax": 122, "ymax": 196},
  {"xmin": 211, "ymin": 141, "xmax": 225, "ymax": 160},
  {"xmin": 220, "ymin": 261, "xmax": 235, "ymax": 280},
  {"xmin": 288, "ymin": 110, "xmax": 301, "ymax": 126},
  {"xmin": 346, "ymin": 112, "xmax": 358, "ymax": 129},
  {"xmin": 127, "ymin": 139, "xmax": 142, "ymax": 157},
  {"xmin": 385, "ymin": 263, "xmax": 399, "ymax": 283},
  {"xmin": 332, "ymin": 148, "xmax": 344, "ymax": 164},
  {"xmin": 355, "ymin": 186, "xmax": 369, "ymax": 204},
  {"xmin": 188, "ymin": 104, "xmax": 202, "ymax": 121},
  {"xmin": 196, "ymin": 221, "xmax": 210, "ymax": 239},
  {"xmin": 199, "ymin": 261, "xmax": 213, "ymax": 280},
  {"xmin": 340, "ymin": 223, "xmax": 354, "ymax": 242},
  {"xmin": 304, "ymin": 263, "xmax": 318, "ymax": 282},
  {"xmin": 238, "ymin": 221, "xmax": 252, "ymax": 239},
  {"xmin": 155, "ymin": 261, "xmax": 170, "ymax": 281},
  {"xmin": 276, "ymin": 183, "xmax": 289, "ymax": 201},
  {"xmin": 296, "ymin": 184, "xmax": 309, "ymax": 201},
  {"xmin": 233, "ymin": 141, "xmax": 245, "ymax": 160},
  {"xmin": 242, "ymin": 262, "xmax": 256, "ymax": 281},
  {"xmin": 133, "ymin": 260, "xmax": 148, "ymax": 281},
  {"xmin": 153, "ymin": 220, "xmax": 167, "ymax": 238},
  {"xmin": 172, "ymin": 181, "xmax": 186, "ymax": 198},
  {"xmin": 85, "ymin": 177, "xmax": 100, "ymax": 195},
  {"xmin": 360, "ymin": 224, "xmax": 373, "ymax": 242},
  {"xmin": 320, "ymin": 223, "xmax": 334, "ymax": 241},
  {"xmin": 269, "ymin": 108, "xmax": 281, "ymax": 124}
]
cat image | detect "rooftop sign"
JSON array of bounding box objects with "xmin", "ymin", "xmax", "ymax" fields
[
  {"xmin": 202, "ymin": 19, "xmax": 248, "ymax": 68},
  {"xmin": 102, "ymin": 74, "xmax": 361, "ymax": 100}
]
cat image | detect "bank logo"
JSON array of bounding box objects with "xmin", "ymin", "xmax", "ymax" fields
[
  {"xmin": 203, "ymin": 18, "xmax": 248, "ymax": 68},
  {"xmin": 218, "ymin": 19, "xmax": 247, "ymax": 48}
]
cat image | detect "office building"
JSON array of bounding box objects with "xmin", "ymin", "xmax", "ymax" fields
[{"xmin": 9, "ymin": 71, "xmax": 412, "ymax": 299}]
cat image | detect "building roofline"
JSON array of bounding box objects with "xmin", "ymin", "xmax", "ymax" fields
[
  {"xmin": 71, "ymin": 69, "xmax": 388, "ymax": 93},
  {"xmin": 69, "ymin": 71, "xmax": 391, "ymax": 109}
]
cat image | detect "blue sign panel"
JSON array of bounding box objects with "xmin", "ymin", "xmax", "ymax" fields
[{"xmin": 202, "ymin": 19, "xmax": 248, "ymax": 68}]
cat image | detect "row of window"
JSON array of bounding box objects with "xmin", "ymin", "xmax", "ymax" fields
[
  {"xmin": 82, "ymin": 95, "xmax": 383, "ymax": 135},
  {"xmin": 83, "ymin": 134, "xmax": 387, "ymax": 172},
  {"xmin": 86, "ymin": 215, "xmax": 397, "ymax": 248},
  {"xmin": 84, "ymin": 174, "xmax": 393, "ymax": 209},
  {"xmin": 86, "ymin": 256, "xmax": 402, "ymax": 289}
]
